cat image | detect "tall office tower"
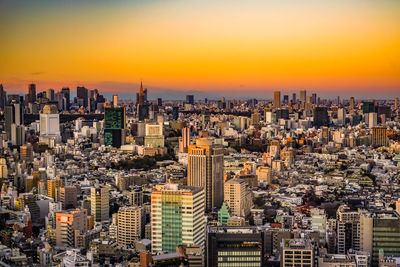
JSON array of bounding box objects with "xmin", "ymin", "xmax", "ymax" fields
[
  {"xmin": 360, "ymin": 211, "xmax": 400, "ymax": 266},
  {"xmin": 186, "ymin": 95, "xmax": 194, "ymax": 105},
  {"xmin": 60, "ymin": 186, "xmax": 78, "ymax": 209},
  {"xmin": 76, "ymin": 86, "xmax": 88, "ymax": 108},
  {"xmin": 311, "ymin": 93, "xmax": 317, "ymax": 104},
  {"xmin": 20, "ymin": 143, "xmax": 33, "ymax": 161},
  {"xmin": 207, "ymin": 226, "xmax": 266, "ymax": 267},
  {"xmin": 28, "ymin": 83, "xmax": 36, "ymax": 103},
  {"xmin": 371, "ymin": 126, "xmax": 388, "ymax": 147},
  {"xmin": 292, "ymin": 93, "xmax": 297, "ymax": 104},
  {"xmin": 337, "ymin": 108, "xmax": 346, "ymax": 126},
  {"xmin": 187, "ymin": 137, "xmax": 224, "ymax": 210},
  {"xmin": 55, "ymin": 209, "xmax": 88, "ymax": 247},
  {"xmin": 104, "ymin": 105, "xmax": 126, "ymax": 148},
  {"xmin": 281, "ymin": 238, "xmax": 316, "ymax": 267},
  {"xmin": 46, "ymin": 89, "xmax": 55, "ymax": 101},
  {"xmin": 90, "ymin": 185, "xmax": 109, "ymax": 222},
  {"xmin": 273, "ymin": 91, "xmax": 281, "ymax": 108},
  {"xmin": 349, "ymin": 97, "xmax": 355, "ymax": 110},
  {"xmin": 179, "ymin": 127, "xmax": 190, "ymax": 153},
  {"xmin": 151, "ymin": 184, "xmax": 205, "ymax": 253},
  {"xmin": 11, "ymin": 124, "xmax": 25, "ymax": 146},
  {"xmin": 61, "ymin": 87, "xmax": 70, "ymax": 110},
  {"xmin": 157, "ymin": 97, "xmax": 162, "ymax": 106},
  {"xmin": 5, "ymin": 102, "xmax": 23, "ymax": 140},
  {"xmin": 362, "ymin": 101, "xmax": 375, "ymax": 114},
  {"xmin": 313, "ymin": 107, "xmax": 329, "ymax": 128},
  {"xmin": 0, "ymin": 84, "xmax": 6, "ymax": 110},
  {"xmin": 40, "ymin": 104, "xmax": 60, "ymax": 137},
  {"xmin": 136, "ymin": 81, "xmax": 147, "ymax": 105},
  {"xmin": 368, "ymin": 112, "xmax": 378, "ymax": 128},
  {"xmin": 0, "ymin": 158, "xmax": 7, "ymax": 179},
  {"xmin": 172, "ymin": 106, "xmax": 179, "ymax": 120},
  {"xmin": 337, "ymin": 205, "xmax": 360, "ymax": 254},
  {"xmin": 224, "ymin": 178, "xmax": 250, "ymax": 217},
  {"xmin": 300, "ymin": 90, "xmax": 307, "ymax": 103},
  {"xmin": 47, "ymin": 177, "xmax": 64, "ymax": 201},
  {"xmin": 283, "ymin": 95, "xmax": 289, "ymax": 104},
  {"xmin": 117, "ymin": 206, "xmax": 144, "ymax": 248},
  {"xmin": 395, "ymin": 97, "xmax": 399, "ymax": 108},
  {"xmin": 113, "ymin": 94, "xmax": 118, "ymax": 107}
]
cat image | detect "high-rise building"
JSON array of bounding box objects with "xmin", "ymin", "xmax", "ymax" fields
[
  {"xmin": 5, "ymin": 102, "xmax": 23, "ymax": 140},
  {"xmin": 224, "ymin": 179, "xmax": 250, "ymax": 217},
  {"xmin": 113, "ymin": 94, "xmax": 118, "ymax": 107},
  {"xmin": 395, "ymin": 97, "xmax": 399, "ymax": 108},
  {"xmin": 61, "ymin": 87, "xmax": 70, "ymax": 110},
  {"xmin": 136, "ymin": 81, "xmax": 147, "ymax": 105},
  {"xmin": 292, "ymin": 93, "xmax": 297, "ymax": 104},
  {"xmin": 186, "ymin": 95, "xmax": 194, "ymax": 105},
  {"xmin": 179, "ymin": 127, "xmax": 190, "ymax": 153},
  {"xmin": 47, "ymin": 177, "xmax": 64, "ymax": 201},
  {"xmin": 349, "ymin": 97, "xmax": 355, "ymax": 110},
  {"xmin": 60, "ymin": 186, "xmax": 78, "ymax": 209},
  {"xmin": 187, "ymin": 137, "xmax": 224, "ymax": 210},
  {"xmin": 104, "ymin": 105, "xmax": 126, "ymax": 148},
  {"xmin": 360, "ymin": 211, "xmax": 400, "ymax": 266},
  {"xmin": 46, "ymin": 89, "xmax": 55, "ymax": 101},
  {"xmin": 281, "ymin": 238, "xmax": 316, "ymax": 267},
  {"xmin": 40, "ymin": 104, "xmax": 60, "ymax": 137},
  {"xmin": 90, "ymin": 186, "xmax": 109, "ymax": 222},
  {"xmin": 337, "ymin": 108, "xmax": 346, "ymax": 126},
  {"xmin": 0, "ymin": 84, "xmax": 6, "ymax": 110},
  {"xmin": 368, "ymin": 112, "xmax": 378, "ymax": 128},
  {"xmin": 371, "ymin": 126, "xmax": 388, "ymax": 147},
  {"xmin": 28, "ymin": 84, "xmax": 36, "ymax": 103},
  {"xmin": 300, "ymin": 90, "xmax": 307, "ymax": 104},
  {"xmin": 0, "ymin": 158, "xmax": 7, "ymax": 179},
  {"xmin": 337, "ymin": 205, "xmax": 360, "ymax": 254},
  {"xmin": 311, "ymin": 93, "xmax": 317, "ymax": 104},
  {"xmin": 55, "ymin": 209, "xmax": 88, "ymax": 247},
  {"xmin": 77, "ymin": 86, "xmax": 88, "ymax": 108},
  {"xmin": 273, "ymin": 91, "xmax": 281, "ymax": 108},
  {"xmin": 313, "ymin": 107, "xmax": 329, "ymax": 128},
  {"xmin": 207, "ymin": 226, "xmax": 266, "ymax": 267},
  {"xmin": 117, "ymin": 206, "xmax": 144, "ymax": 248},
  {"xmin": 151, "ymin": 184, "xmax": 205, "ymax": 253}
]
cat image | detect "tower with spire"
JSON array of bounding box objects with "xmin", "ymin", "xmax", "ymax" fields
[{"xmin": 136, "ymin": 81, "xmax": 149, "ymax": 121}]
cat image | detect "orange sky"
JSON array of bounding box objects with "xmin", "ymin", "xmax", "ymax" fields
[{"xmin": 1, "ymin": 0, "xmax": 399, "ymax": 95}]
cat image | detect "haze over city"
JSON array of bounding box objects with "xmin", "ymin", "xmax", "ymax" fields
[{"xmin": 1, "ymin": 0, "xmax": 400, "ymax": 98}]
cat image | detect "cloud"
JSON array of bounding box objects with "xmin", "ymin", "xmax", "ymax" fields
[{"xmin": 30, "ymin": 71, "xmax": 45, "ymax": 75}]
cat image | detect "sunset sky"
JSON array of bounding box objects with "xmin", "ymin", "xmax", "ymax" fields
[{"xmin": 1, "ymin": 0, "xmax": 400, "ymax": 98}]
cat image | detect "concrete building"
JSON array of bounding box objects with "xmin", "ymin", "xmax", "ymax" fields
[
  {"xmin": 187, "ymin": 137, "xmax": 224, "ymax": 210},
  {"xmin": 281, "ymin": 237, "xmax": 316, "ymax": 267},
  {"xmin": 151, "ymin": 184, "xmax": 205, "ymax": 253},
  {"xmin": 90, "ymin": 186, "xmax": 109, "ymax": 222},
  {"xmin": 117, "ymin": 206, "xmax": 144, "ymax": 248},
  {"xmin": 55, "ymin": 209, "xmax": 88, "ymax": 247},
  {"xmin": 224, "ymin": 178, "xmax": 251, "ymax": 217}
]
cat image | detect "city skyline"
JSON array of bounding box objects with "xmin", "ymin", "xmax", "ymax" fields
[{"xmin": 1, "ymin": 0, "xmax": 400, "ymax": 97}]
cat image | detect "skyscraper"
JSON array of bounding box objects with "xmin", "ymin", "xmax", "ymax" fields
[
  {"xmin": 61, "ymin": 87, "xmax": 70, "ymax": 110},
  {"xmin": 60, "ymin": 186, "xmax": 78, "ymax": 209},
  {"xmin": 187, "ymin": 137, "xmax": 224, "ymax": 210},
  {"xmin": 337, "ymin": 108, "xmax": 346, "ymax": 126},
  {"xmin": 186, "ymin": 95, "xmax": 194, "ymax": 105},
  {"xmin": 46, "ymin": 88, "xmax": 55, "ymax": 101},
  {"xmin": 137, "ymin": 82, "xmax": 149, "ymax": 121},
  {"xmin": 300, "ymin": 90, "xmax": 307, "ymax": 104},
  {"xmin": 349, "ymin": 97, "xmax": 355, "ymax": 110},
  {"xmin": 371, "ymin": 126, "xmax": 388, "ymax": 147},
  {"xmin": 90, "ymin": 186, "xmax": 109, "ymax": 222},
  {"xmin": 273, "ymin": 91, "xmax": 281, "ymax": 108},
  {"xmin": 179, "ymin": 127, "xmax": 190, "ymax": 153},
  {"xmin": 104, "ymin": 105, "xmax": 126, "ymax": 148},
  {"xmin": 117, "ymin": 206, "xmax": 144, "ymax": 248},
  {"xmin": 113, "ymin": 94, "xmax": 118, "ymax": 107},
  {"xmin": 151, "ymin": 184, "xmax": 205, "ymax": 253},
  {"xmin": 77, "ymin": 86, "xmax": 88, "ymax": 108},
  {"xmin": 28, "ymin": 83, "xmax": 36, "ymax": 103},
  {"xmin": 0, "ymin": 84, "xmax": 6, "ymax": 110},
  {"xmin": 4, "ymin": 102, "xmax": 23, "ymax": 140},
  {"xmin": 313, "ymin": 107, "xmax": 329, "ymax": 128},
  {"xmin": 368, "ymin": 112, "xmax": 378, "ymax": 128}
]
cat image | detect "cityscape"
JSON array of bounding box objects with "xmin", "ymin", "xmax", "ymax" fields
[{"xmin": 1, "ymin": 1, "xmax": 400, "ymax": 267}]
